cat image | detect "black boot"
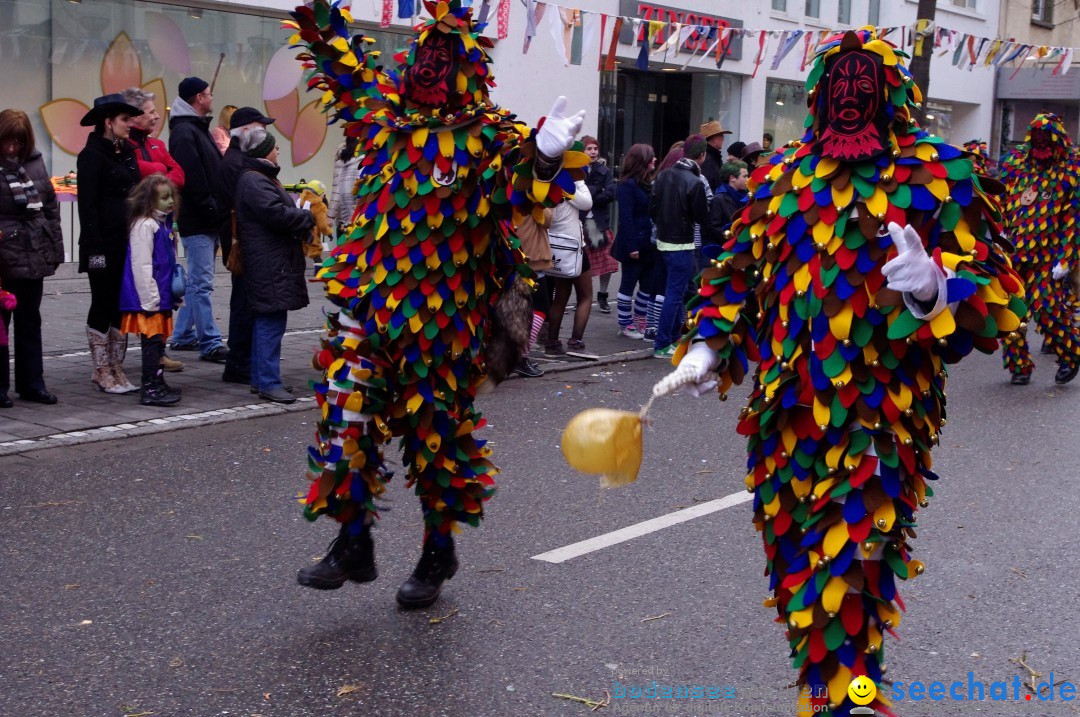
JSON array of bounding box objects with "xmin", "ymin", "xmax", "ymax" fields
[
  {"xmin": 1040, "ymin": 338, "xmax": 1053, "ymax": 354},
  {"xmin": 1010, "ymin": 372, "xmax": 1031, "ymax": 386},
  {"xmin": 1055, "ymin": 362, "xmax": 1079, "ymax": 385},
  {"xmin": 0, "ymin": 346, "xmax": 10, "ymax": 407},
  {"xmin": 396, "ymin": 535, "xmax": 459, "ymax": 609},
  {"xmin": 597, "ymin": 291, "xmax": 611, "ymax": 314},
  {"xmin": 297, "ymin": 527, "xmax": 377, "ymax": 590},
  {"xmin": 141, "ymin": 380, "xmax": 181, "ymax": 406}
]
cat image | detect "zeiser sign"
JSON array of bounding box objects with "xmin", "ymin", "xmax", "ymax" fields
[{"xmin": 617, "ymin": 0, "xmax": 744, "ymax": 61}]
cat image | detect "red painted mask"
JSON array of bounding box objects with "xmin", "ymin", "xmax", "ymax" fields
[
  {"xmin": 817, "ymin": 50, "xmax": 888, "ymax": 162},
  {"xmin": 1030, "ymin": 128, "xmax": 1054, "ymax": 162},
  {"xmin": 405, "ymin": 31, "xmax": 456, "ymax": 107}
]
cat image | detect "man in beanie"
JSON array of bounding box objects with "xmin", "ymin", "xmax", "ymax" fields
[
  {"xmin": 167, "ymin": 76, "xmax": 229, "ymax": 364},
  {"xmin": 649, "ymin": 133, "xmax": 710, "ymax": 359},
  {"xmin": 699, "ymin": 119, "xmax": 731, "ymax": 191},
  {"xmin": 217, "ymin": 107, "xmax": 276, "ymax": 387}
]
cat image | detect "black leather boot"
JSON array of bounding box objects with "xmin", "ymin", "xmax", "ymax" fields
[
  {"xmin": 396, "ymin": 535, "xmax": 459, "ymax": 609},
  {"xmin": 1055, "ymin": 362, "xmax": 1079, "ymax": 385},
  {"xmin": 297, "ymin": 527, "xmax": 377, "ymax": 590},
  {"xmin": 1010, "ymin": 372, "xmax": 1030, "ymax": 386}
]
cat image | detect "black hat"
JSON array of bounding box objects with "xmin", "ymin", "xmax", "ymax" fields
[
  {"xmin": 178, "ymin": 76, "xmax": 210, "ymax": 101},
  {"xmin": 727, "ymin": 141, "xmax": 746, "ymax": 158},
  {"xmin": 230, "ymin": 106, "xmax": 276, "ymax": 130},
  {"xmin": 79, "ymin": 93, "xmax": 144, "ymax": 127}
]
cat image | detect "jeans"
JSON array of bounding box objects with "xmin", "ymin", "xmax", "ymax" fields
[
  {"xmin": 170, "ymin": 233, "xmax": 224, "ymax": 355},
  {"xmin": 251, "ymin": 310, "xmax": 288, "ymax": 391},
  {"xmin": 655, "ymin": 249, "xmax": 695, "ymax": 351}
]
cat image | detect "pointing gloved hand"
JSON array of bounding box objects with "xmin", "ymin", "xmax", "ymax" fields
[
  {"xmin": 652, "ymin": 342, "xmax": 721, "ymax": 399},
  {"xmin": 535, "ymin": 96, "xmax": 586, "ymax": 159},
  {"xmin": 881, "ymin": 222, "xmax": 943, "ymax": 302},
  {"xmin": 1052, "ymin": 261, "xmax": 1069, "ymax": 281}
]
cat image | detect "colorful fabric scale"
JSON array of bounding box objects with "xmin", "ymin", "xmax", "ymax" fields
[
  {"xmin": 999, "ymin": 113, "xmax": 1080, "ymax": 377},
  {"xmin": 961, "ymin": 140, "xmax": 992, "ymax": 178},
  {"xmin": 676, "ymin": 29, "xmax": 1026, "ymax": 716},
  {"xmin": 286, "ymin": 0, "xmax": 586, "ymax": 540}
]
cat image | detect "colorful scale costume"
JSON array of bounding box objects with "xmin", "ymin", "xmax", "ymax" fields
[
  {"xmin": 961, "ymin": 140, "xmax": 991, "ymax": 177},
  {"xmin": 675, "ymin": 30, "xmax": 1026, "ymax": 715},
  {"xmin": 287, "ymin": 0, "xmax": 586, "ymax": 543},
  {"xmin": 998, "ymin": 114, "xmax": 1080, "ymax": 380}
]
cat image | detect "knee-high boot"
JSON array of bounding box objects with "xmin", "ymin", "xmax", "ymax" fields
[
  {"xmin": 86, "ymin": 326, "xmax": 119, "ymax": 392},
  {"xmin": 0, "ymin": 345, "xmax": 11, "ymax": 407},
  {"xmin": 107, "ymin": 327, "xmax": 138, "ymax": 394}
]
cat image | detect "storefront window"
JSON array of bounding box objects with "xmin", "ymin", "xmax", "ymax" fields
[
  {"xmin": 923, "ymin": 102, "xmax": 953, "ymax": 142},
  {"xmin": 764, "ymin": 80, "xmax": 807, "ymax": 149},
  {"xmin": 693, "ymin": 72, "xmax": 742, "ymax": 146}
]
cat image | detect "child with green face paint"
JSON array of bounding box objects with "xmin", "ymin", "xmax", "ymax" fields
[{"xmin": 119, "ymin": 174, "xmax": 183, "ymax": 406}]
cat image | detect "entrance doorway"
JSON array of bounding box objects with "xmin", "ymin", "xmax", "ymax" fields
[{"xmin": 614, "ymin": 69, "xmax": 694, "ymax": 167}]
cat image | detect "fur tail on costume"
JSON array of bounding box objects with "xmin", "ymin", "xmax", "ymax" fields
[{"xmin": 477, "ymin": 277, "xmax": 532, "ymax": 394}]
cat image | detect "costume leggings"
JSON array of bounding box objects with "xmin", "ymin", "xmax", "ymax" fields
[
  {"xmin": 1002, "ymin": 283, "xmax": 1080, "ymax": 375},
  {"xmin": 305, "ymin": 342, "xmax": 495, "ymax": 547}
]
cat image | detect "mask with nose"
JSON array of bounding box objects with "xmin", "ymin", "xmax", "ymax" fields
[{"xmin": 817, "ymin": 49, "xmax": 888, "ymax": 162}]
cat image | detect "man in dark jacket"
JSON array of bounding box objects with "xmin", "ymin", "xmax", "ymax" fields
[
  {"xmin": 649, "ymin": 134, "xmax": 709, "ymax": 358},
  {"xmin": 702, "ymin": 160, "xmax": 748, "ymax": 248},
  {"xmin": 699, "ymin": 120, "xmax": 731, "ymax": 191},
  {"xmin": 167, "ymin": 76, "xmax": 229, "ymax": 364},
  {"xmin": 217, "ymin": 107, "xmax": 276, "ymax": 386}
]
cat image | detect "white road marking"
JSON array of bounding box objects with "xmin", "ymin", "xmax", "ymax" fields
[{"xmin": 531, "ymin": 490, "xmax": 754, "ymax": 563}]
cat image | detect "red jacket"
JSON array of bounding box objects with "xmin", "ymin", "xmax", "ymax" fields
[{"xmin": 128, "ymin": 129, "xmax": 185, "ymax": 189}]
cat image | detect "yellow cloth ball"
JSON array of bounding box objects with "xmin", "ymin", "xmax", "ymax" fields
[{"xmin": 560, "ymin": 408, "xmax": 643, "ymax": 488}]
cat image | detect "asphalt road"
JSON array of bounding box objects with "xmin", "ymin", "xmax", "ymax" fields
[{"xmin": 1, "ymin": 349, "xmax": 1077, "ymax": 717}]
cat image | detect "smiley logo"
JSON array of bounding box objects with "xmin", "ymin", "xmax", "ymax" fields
[{"xmin": 847, "ymin": 675, "xmax": 877, "ymax": 706}]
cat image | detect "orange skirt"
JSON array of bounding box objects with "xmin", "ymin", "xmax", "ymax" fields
[{"xmin": 121, "ymin": 311, "xmax": 173, "ymax": 338}]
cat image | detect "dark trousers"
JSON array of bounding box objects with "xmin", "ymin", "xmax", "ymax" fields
[
  {"xmin": 86, "ymin": 264, "xmax": 123, "ymax": 334},
  {"xmin": 1, "ymin": 277, "xmax": 47, "ymax": 394},
  {"xmin": 140, "ymin": 334, "xmax": 166, "ymax": 385},
  {"xmin": 223, "ymin": 272, "xmax": 253, "ymax": 379}
]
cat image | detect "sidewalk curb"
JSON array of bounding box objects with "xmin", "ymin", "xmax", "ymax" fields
[
  {"xmin": 0, "ymin": 399, "xmax": 317, "ymax": 458},
  {"xmin": 1, "ymin": 350, "xmax": 657, "ymax": 458}
]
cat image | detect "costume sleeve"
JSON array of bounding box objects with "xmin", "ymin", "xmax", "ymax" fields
[{"xmin": 128, "ymin": 218, "xmax": 160, "ymax": 311}]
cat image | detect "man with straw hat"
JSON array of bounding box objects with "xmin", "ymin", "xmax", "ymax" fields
[{"xmin": 699, "ymin": 119, "xmax": 731, "ymax": 191}]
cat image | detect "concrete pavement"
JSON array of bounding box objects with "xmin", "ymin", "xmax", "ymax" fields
[{"xmin": 0, "ymin": 268, "xmax": 652, "ymax": 455}]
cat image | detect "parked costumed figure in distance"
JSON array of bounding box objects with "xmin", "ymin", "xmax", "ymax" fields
[
  {"xmin": 287, "ymin": 0, "xmax": 586, "ymax": 608},
  {"xmin": 653, "ymin": 30, "xmax": 1026, "ymax": 715},
  {"xmin": 998, "ymin": 113, "xmax": 1080, "ymax": 386}
]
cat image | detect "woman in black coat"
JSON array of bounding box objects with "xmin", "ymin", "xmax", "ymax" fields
[
  {"xmin": 77, "ymin": 94, "xmax": 143, "ymax": 394},
  {"xmin": 0, "ymin": 109, "xmax": 64, "ymax": 406},
  {"xmin": 613, "ymin": 143, "xmax": 657, "ymax": 340},
  {"xmin": 234, "ymin": 130, "xmax": 314, "ymax": 404}
]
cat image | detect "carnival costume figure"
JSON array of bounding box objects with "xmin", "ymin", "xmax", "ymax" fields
[
  {"xmin": 655, "ymin": 30, "xmax": 1025, "ymax": 715},
  {"xmin": 961, "ymin": 140, "xmax": 992, "ymax": 177},
  {"xmin": 288, "ymin": 0, "xmax": 586, "ymax": 608},
  {"xmin": 999, "ymin": 113, "xmax": 1080, "ymax": 386}
]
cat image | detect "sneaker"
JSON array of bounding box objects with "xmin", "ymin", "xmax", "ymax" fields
[
  {"xmin": 199, "ymin": 346, "xmax": 230, "ymax": 364},
  {"xmin": 567, "ymin": 338, "xmax": 586, "ymax": 351},
  {"xmin": 513, "ymin": 358, "xmax": 544, "ymax": 378},
  {"xmin": 162, "ymin": 355, "xmax": 184, "ymax": 372},
  {"xmin": 544, "ymin": 340, "xmax": 565, "ymax": 356},
  {"xmin": 250, "ymin": 384, "xmax": 294, "ymax": 394},
  {"xmin": 169, "ymin": 340, "xmax": 199, "ymax": 352},
  {"xmin": 653, "ymin": 345, "xmax": 676, "ymax": 359},
  {"xmin": 259, "ymin": 386, "xmax": 297, "ymax": 404},
  {"xmin": 597, "ymin": 292, "xmax": 611, "ymax": 314},
  {"xmin": 619, "ymin": 325, "xmax": 645, "ymax": 340},
  {"xmin": 643, "ymin": 328, "xmax": 657, "ymax": 342}
]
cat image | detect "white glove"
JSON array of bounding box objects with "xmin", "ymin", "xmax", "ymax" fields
[
  {"xmin": 1052, "ymin": 262, "xmax": 1069, "ymax": 281},
  {"xmin": 535, "ymin": 96, "xmax": 586, "ymax": 159},
  {"xmin": 881, "ymin": 222, "xmax": 943, "ymax": 302},
  {"xmin": 651, "ymin": 343, "xmax": 721, "ymax": 399}
]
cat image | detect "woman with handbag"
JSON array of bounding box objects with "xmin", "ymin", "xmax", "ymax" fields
[
  {"xmin": 580, "ymin": 136, "xmax": 617, "ymax": 313},
  {"xmin": 0, "ymin": 109, "xmax": 64, "ymax": 406},
  {"xmin": 77, "ymin": 93, "xmax": 144, "ymax": 394},
  {"xmin": 119, "ymin": 174, "xmax": 183, "ymax": 406},
  {"xmin": 544, "ymin": 179, "xmax": 592, "ymax": 354}
]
